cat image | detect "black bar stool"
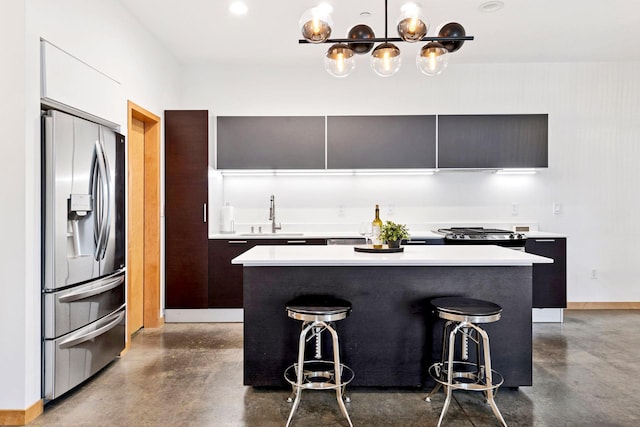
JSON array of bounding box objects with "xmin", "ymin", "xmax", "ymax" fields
[
  {"xmin": 425, "ymin": 297, "xmax": 507, "ymax": 427},
  {"xmin": 284, "ymin": 295, "xmax": 354, "ymax": 427}
]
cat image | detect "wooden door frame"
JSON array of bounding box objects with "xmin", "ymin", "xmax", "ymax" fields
[{"xmin": 127, "ymin": 100, "xmax": 163, "ymax": 344}]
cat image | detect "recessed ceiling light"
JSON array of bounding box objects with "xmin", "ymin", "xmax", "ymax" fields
[
  {"xmin": 229, "ymin": 1, "xmax": 248, "ymax": 16},
  {"xmin": 400, "ymin": 3, "xmax": 422, "ymax": 13},
  {"xmin": 478, "ymin": 1, "xmax": 504, "ymax": 13},
  {"xmin": 315, "ymin": 3, "xmax": 333, "ymax": 15}
]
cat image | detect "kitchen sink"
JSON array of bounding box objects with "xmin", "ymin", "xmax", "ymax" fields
[{"xmin": 236, "ymin": 232, "xmax": 305, "ymax": 237}]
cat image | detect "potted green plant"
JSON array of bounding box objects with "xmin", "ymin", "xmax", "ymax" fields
[{"xmin": 380, "ymin": 221, "xmax": 410, "ymax": 248}]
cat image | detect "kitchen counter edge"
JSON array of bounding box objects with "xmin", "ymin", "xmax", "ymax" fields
[{"xmin": 231, "ymin": 244, "xmax": 553, "ymax": 267}]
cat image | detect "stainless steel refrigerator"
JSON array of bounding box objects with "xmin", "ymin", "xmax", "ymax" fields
[{"xmin": 42, "ymin": 109, "xmax": 126, "ymax": 401}]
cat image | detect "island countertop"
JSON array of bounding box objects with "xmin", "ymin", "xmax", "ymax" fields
[{"xmin": 232, "ymin": 244, "xmax": 553, "ymax": 267}]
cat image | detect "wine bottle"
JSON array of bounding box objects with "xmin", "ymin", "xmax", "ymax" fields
[{"xmin": 371, "ymin": 204, "xmax": 383, "ymax": 248}]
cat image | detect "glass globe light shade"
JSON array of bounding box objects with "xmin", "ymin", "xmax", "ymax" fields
[
  {"xmin": 437, "ymin": 22, "xmax": 467, "ymax": 52},
  {"xmin": 397, "ymin": 3, "xmax": 428, "ymax": 42},
  {"xmin": 370, "ymin": 43, "xmax": 401, "ymax": 77},
  {"xmin": 416, "ymin": 42, "xmax": 449, "ymax": 76},
  {"xmin": 324, "ymin": 44, "xmax": 356, "ymax": 78},
  {"xmin": 299, "ymin": 7, "xmax": 333, "ymax": 43},
  {"xmin": 347, "ymin": 24, "xmax": 376, "ymax": 54}
]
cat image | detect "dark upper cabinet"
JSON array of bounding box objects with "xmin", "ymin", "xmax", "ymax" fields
[
  {"xmin": 327, "ymin": 115, "xmax": 437, "ymax": 169},
  {"xmin": 438, "ymin": 114, "xmax": 548, "ymax": 169},
  {"xmin": 216, "ymin": 116, "xmax": 325, "ymax": 169},
  {"xmin": 165, "ymin": 110, "xmax": 209, "ymax": 308}
]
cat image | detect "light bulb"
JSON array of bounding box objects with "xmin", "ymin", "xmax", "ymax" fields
[
  {"xmin": 397, "ymin": 3, "xmax": 428, "ymax": 42},
  {"xmin": 370, "ymin": 43, "xmax": 401, "ymax": 77},
  {"xmin": 416, "ymin": 42, "xmax": 449, "ymax": 76},
  {"xmin": 325, "ymin": 44, "xmax": 355, "ymax": 78},
  {"xmin": 336, "ymin": 53, "xmax": 345, "ymax": 73},
  {"xmin": 409, "ymin": 17, "xmax": 417, "ymax": 33}
]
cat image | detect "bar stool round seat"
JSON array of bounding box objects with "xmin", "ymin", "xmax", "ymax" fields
[
  {"xmin": 286, "ymin": 295, "xmax": 351, "ymax": 322},
  {"xmin": 426, "ymin": 297, "xmax": 507, "ymax": 427},
  {"xmin": 431, "ymin": 296, "xmax": 503, "ymax": 323},
  {"xmin": 284, "ymin": 295, "xmax": 354, "ymax": 427}
]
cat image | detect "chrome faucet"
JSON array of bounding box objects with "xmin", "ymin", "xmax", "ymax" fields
[{"xmin": 269, "ymin": 195, "xmax": 281, "ymax": 233}]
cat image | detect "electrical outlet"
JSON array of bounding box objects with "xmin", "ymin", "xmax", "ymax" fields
[
  {"xmin": 553, "ymin": 203, "xmax": 562, "ymax": 215},
  {"xmin": 511, "ymin": 202, "xmax": 519, "ymax": 216},
  {"xmin": 591, "ymin": 269, "xmax": 598, "ymax": 279},
  {"xmin": 386, "ymin": 204, "xmax": 395, "ymax": 217},
  {"xmin": 337, "ymin": 204, "xmax": 345, "ymax": 217}
]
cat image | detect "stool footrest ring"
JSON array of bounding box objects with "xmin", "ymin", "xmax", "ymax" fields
[
  {"xmin": 285, "ymin": 360, "xmax": 354, "ymax": 391},
  {"xmin": 428, "ymin": 361, "xmax": 504, "ymax": 392}
]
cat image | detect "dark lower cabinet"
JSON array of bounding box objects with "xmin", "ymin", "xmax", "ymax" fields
[
  {"xmin": 402, "ymin": 238, "xmax": 444, "ymax": 245},
  {"xmin": 525, "ymin": 238, "xmax": 567, "ymax": 308},
  {"xmin": 165, "ymin": 110, "xmax": 209, "ymax": 308},
  {"xmin": 208, "ymin": 238, "xmax": 326, "ymax": 308}
]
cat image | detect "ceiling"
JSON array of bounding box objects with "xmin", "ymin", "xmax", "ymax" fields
[{"xmin": 118, "ymin": 0, "xmax": 640, "ymax": 67}]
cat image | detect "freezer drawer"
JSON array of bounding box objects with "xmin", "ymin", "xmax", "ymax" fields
[
  {"xmin": 43, "ymin": 271, "xmax": 125, "ymax": 339},
  {"xmin": 44, "ymin": 306, "xmax": 125, "ymax": 401}
]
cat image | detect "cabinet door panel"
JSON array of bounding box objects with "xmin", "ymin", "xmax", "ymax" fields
[
  {"xmin": 209, "ymin": 240, "xmax": 251, "ymax": 308},
  {"xmin": 165, "ymin": 110, "xmax": 209, "ymax": 308},
  {"xmin": 327, "ymin": 115, "xmax": 436, "ymax": 169},
  {"xmin": 208, "ymin": 238, "xmax": 327, "ymax": 308},
  {"xmin": 525, "ymin": 238, "xmax": 567, "ymax": 308},
  {"xmin": 438, "ymin": 114, "xmax": 548, "ymax": 168},
  {"xmin": 217, "ymin": 116, "xmax": 325, "ymax": 169}
]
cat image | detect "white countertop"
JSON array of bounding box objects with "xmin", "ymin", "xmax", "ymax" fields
[
  {"xmin": 211, "ymin": 230, "xmax": 566, "ymax": 240},
  {"xmin": 232, "ymin": 244, "xmax": 553, "ymax": 267},
  {"xmin": 210, "ymin": 231, "xmax": 445, "ymax": 240}
]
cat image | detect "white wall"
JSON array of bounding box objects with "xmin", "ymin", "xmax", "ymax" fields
[
  {"xmin": 0, "ymin": 0, "xmax": 182, "ymax": 411},
  {"xmin": 0, "ymin": 0, "xmax": 32, "ymax": 411},
  {"xmin": 183, "ymin": 59, "xmax": 640, "ymax": 304}
]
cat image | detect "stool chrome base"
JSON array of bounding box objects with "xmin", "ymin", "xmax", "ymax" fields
[
  {"xmin": 285, "ymin": 360, "xmax": 354, "ymax": 392},
  {"xmin": 426, "ymin": 317, "xmax": 507, "ymax": 427},
  {"xmin": 285, "ymin": 319, "xmax": 354, "ymax": 427},
  {"xmin": 427, "ymin": 361, "xmax": 504, "ymax": 393}
]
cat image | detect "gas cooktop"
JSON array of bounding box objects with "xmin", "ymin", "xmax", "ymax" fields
[{"xmin": 436, "ymin": 227, "xmax": 527, "ymax": 243}]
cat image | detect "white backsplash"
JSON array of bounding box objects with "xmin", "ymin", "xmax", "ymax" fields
[{"xmin": 209, "ymin": 170, "xmax": 543, "ymax": 235}]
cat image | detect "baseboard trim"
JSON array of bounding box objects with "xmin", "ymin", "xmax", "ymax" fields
[
  {"xmin": 0, "ymin": 399, "xmax": 43, "ymax": 426},
  {"xmin": 567, "ymin": 302, "xmax": 640, "ymax": 310},
  {"xmin": 164, "ymin": 309, "xmax": 243, "ymax": 323},
  {"xmin": 532, "ymin": 308, "xmax": 564, "ymax": 322}
]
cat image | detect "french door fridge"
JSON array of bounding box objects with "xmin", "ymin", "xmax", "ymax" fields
[{"xmin": 42, "ymin": 109, "xmax": 126, "ymax": 400}]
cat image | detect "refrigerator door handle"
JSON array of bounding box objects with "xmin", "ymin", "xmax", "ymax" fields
[
  {"xmin": 90, "ymin": 144, "xmax": 101, "ymax": 260},
  {"xmin": 59, "ymin": 309, "xmax": 125, "ymax": 349},
  {"xmin": 59, "ymin": 274, "xmax": 125, "ymax": 303},
  {"xmin": 92, "ymin": 133, "xmax": 112, "ymax": 261},
  {"xmin": 99, "ymin": 128, "xmax": 112, "ymax": 259}
]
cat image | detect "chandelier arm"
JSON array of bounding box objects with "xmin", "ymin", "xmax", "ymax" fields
[
  {"xmin": 384, "ymin": 0, "xmax": 388, "ymax": 40},
  {"xmin": 299, "ymin": 36, "xmax": 474, "ymax": 45}
]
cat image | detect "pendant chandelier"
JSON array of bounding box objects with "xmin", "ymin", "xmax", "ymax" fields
[{"xmin": 299, "ymin": 1, "xmax": 473, "ymax": 78}]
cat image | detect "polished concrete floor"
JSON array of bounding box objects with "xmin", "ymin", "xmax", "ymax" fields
[{"xmin": 31, "ymin": 310, "xmax": 640, "ymax": 426}]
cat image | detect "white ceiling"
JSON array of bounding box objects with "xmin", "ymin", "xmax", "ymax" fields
[{"xmin": 118, "ymin": 0, "xmax": 640, "ymax": 66}]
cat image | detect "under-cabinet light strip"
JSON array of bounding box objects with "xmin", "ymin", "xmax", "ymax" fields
[
  {"xmin": 219, "ymin": 169, "xmax": 437, "ymax": 177},
  {"xmin": 217, "ymin": 169, "xmax": 538, "ymax": 176},
  {"xmin": 495, "ymin": 169, "xmax": 537, "ymax": 175}
]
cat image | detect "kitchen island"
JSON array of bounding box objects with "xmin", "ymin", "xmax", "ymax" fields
[{"xmin": 233, "ymin": 245, "xmax": 552, "ymax": 388}]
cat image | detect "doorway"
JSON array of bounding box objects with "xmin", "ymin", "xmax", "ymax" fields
[{"xmin": 127, "ymin": 101, "xmax": 162, "ymax": 346}]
